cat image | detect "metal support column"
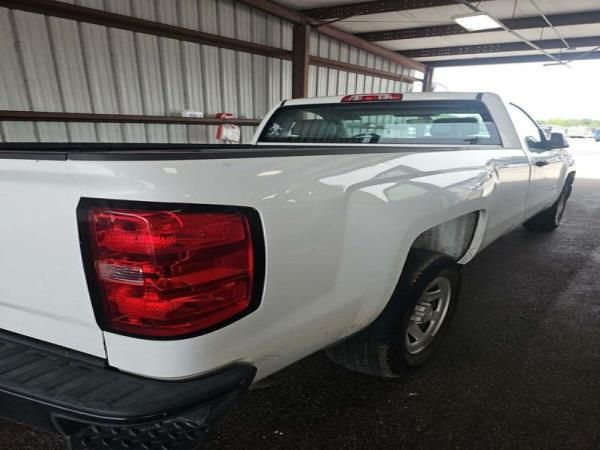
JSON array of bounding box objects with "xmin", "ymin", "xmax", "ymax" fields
[
  {"xmin": 423, "ymin": 66, "xmax": 435, "ymax": 92},
  {"xmin": 292, "ymin": 24, "xmax": 310, "ymax": 98}
]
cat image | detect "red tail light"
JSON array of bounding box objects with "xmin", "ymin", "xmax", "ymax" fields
[
  {"xmin": 78, "ymin": 199, "xmax": 264, "ymax": 339},
  {"xmin": 341, "ymin": 93, "xmax": 403, "ymax": 102}
]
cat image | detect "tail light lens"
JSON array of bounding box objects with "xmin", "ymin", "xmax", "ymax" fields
[{"xmin": 78, "ymin": 200, "xmax": 264, "ymax": 339}]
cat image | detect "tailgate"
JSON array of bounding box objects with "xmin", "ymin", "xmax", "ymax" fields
[{"xmin": 0, "ymin": 157, "xmax": 105, "ymax": 357}]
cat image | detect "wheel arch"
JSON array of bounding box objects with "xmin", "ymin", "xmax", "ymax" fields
[{"xmin": 409, "ymin": 210, "xmax": 487, "ymax": 265}]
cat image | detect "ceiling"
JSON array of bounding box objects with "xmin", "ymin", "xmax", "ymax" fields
[{"xmin": 278, "ymin": 0, "xmax": 600, "ymax": 66}]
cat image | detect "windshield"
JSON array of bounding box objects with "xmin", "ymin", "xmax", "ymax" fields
[{"xmin": 259, "ymin": 100, "xmax": 501, "ymax": 145}]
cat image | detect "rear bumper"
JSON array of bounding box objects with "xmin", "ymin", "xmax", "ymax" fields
[{"xmin": 0, "ymin": 330, "xmax": 255, "ymax": 450}]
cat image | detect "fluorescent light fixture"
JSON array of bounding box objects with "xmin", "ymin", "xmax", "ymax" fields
[{"xmin": 453, "ymin": 13, "xmax": 501, "ymax": 31}]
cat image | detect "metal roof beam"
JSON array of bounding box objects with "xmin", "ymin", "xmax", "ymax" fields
[
  {"xmin": 309, "ymin": 57, "xmax": 419, "ymax": 83},
  {"xmin": 2, "ymin": 0, "xmax": 425, "ymax": 72},
  {"xmin": 238, "ymin": 0, "xmax": 426, "ymax": 72},
  {"xmin": 403, "ymin": 36, "xmax": 600, "ymax": 58},
  {"xmin": 0, "ymin": 0, "xmax": 291, "ymax": 60},
  {"xmin": 427, "ymin": 50, "xmax": 600, "ymax": 67},
  {"xmin": 236, "ymin": 0, "xmax": 307, "ymax": 24},
  {"xmin": 303, "ymin": 0, "xmax": 489, "ymax": 21},
  {"xmin": 0, "ymin": 111, "xmax": 262, "ymax": 126},
  {"xmin": 454, "ymin": 0, "xmax": 564, "ymax": 66},
  {"xmin": 317, "ymin": 25, "xmax": 426, "ymax": 72},
  {"xmin": 357, "ymin": 10, "xmax": 600, "ymax": 41}
]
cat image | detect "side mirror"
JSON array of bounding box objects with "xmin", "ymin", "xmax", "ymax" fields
[{"xmin": 548, "ymin": 132, "xmax": 569, "ymax": 149}]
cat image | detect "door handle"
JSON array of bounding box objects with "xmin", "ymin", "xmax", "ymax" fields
[{"xmin": 535, "ymin": 160, "xmax": 550, "ymax": 167}]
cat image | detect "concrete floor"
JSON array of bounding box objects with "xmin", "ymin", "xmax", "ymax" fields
[{"xmin": 2, "ymin": 142, "xmax": 599, "ymax": 450}]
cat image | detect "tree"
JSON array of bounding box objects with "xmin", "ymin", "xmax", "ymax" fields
[{"xmin": 538, "ymin": 118, "xmax": 600, "ymax": 128}]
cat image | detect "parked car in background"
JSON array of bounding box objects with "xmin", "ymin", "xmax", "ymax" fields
[
  {"xmin": 567, "ymin": 126, "xmax": 595, "ymax": 139},
  {"xmin": 0, "ymin": 92, "xmax": 575, "ymax": 450},
  {"xmin": 594, "ymin": 129, "xmax": 600, "ymax": 142}
]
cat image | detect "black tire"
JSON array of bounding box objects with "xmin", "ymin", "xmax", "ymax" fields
[
  {"xmin": 523, "ymin": 182, "xmax": 571, "ymax": 232},
  {"xmin": 326, "ymin": 249, "xmax": 460, "ymax": 378}
]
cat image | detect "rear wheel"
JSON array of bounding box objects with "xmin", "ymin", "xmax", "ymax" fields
[
  {"xmin": 405, "ymin": 276, "xmax": 453, "ymax": 356},
  {"xmin": 523, "ymin": 183, "xmax": 570, "ymax": 232},
  {"xmin": 326, "ymin": 250, "xmax": 460, "ymax": 378}
]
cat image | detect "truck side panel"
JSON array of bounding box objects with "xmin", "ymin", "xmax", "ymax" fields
[{"xmin": 62, "ymin": 148, "xmax": 529, "ymax": 380}]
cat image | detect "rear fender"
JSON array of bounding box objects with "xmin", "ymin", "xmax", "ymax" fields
[
  {"xmin": 337, "ymin": 168, "xmax": 494, "ymax": 334},
  {"xmin": 412, "ymin": 211, "xmax": 481, "ymax": 262}
]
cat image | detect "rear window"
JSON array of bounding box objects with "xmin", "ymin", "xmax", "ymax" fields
[{"xmin": 259, "ymin": 100, "xmax": 501, "ymax": 145}]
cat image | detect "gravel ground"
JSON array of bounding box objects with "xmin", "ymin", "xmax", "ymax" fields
[{"xmin": 2, "ymin": 144, "xmax": 599, "ymax": 450}]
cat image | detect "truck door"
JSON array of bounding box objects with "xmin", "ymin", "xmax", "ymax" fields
[{"xmin": 508, "ymin": 104, "xmax": 563, "ymax": 215}]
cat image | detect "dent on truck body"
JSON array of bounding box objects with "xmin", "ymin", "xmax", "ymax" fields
[{"xmin": 412, "ymin": 212, "xmax": 480, "ymax": 260}]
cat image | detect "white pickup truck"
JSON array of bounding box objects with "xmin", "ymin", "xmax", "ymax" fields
[{"xmin": 0, "ymin": 92, "xmax": 574, "ymax": 450}]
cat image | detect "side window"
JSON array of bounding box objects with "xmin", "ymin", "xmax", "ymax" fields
[{"xmin": 508, "ymin": 104, "xmax": 545, "ymax": 149}]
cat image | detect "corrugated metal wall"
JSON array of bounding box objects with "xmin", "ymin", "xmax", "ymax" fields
[
  {"xmin": 0, "ymin": 0, "xmax": 415, "ymax": 144},
  {"xmin": 308, "ymin": 31, "xmax": 414, "ymax": 98}
]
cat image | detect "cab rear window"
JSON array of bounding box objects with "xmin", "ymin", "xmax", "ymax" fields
[{"xmin": 258, "ymin": 100, "xmax": 501, "ymax": 145}]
